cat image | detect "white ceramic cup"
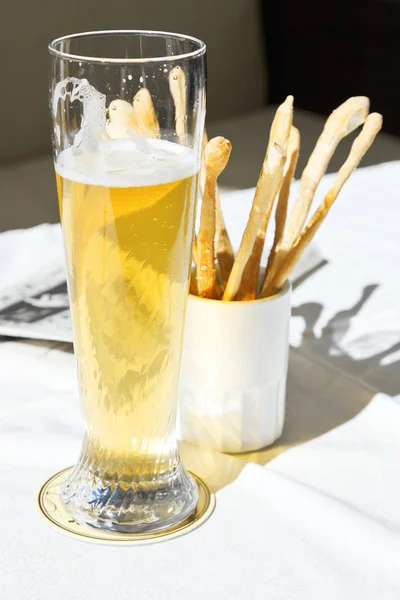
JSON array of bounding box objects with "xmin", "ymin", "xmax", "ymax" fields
[{"xmin": 178, "ymin": 282, "xmax": 291, "ymax": 453}]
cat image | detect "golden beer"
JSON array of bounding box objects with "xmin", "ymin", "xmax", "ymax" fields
[
  {"xmin": 48, "ymin": 29, "xmax": 206, "ymax": 535},
  {"xmin": 56, "ymin": 139, "xmax": 197, "ymax": 492}
]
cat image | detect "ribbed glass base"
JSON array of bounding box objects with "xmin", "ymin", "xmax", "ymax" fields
[{"xmin": 60, "ymin": 454, "xmax": 199, "ymax": 533}]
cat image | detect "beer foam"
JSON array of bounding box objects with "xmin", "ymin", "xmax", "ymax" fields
[
  {"xmin": 55, "ymin": 138, "xmax": 198, "ymax": 187},
  {"xmin": 53, "ymin": 78, "xmax": 106, "ymax": 151}
]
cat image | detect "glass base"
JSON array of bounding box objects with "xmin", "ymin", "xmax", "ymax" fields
[
  {"xmin": 38, "ymin": 467, "xmax": 215, "ymax": 544},
  {"xmin": 60, "ymin": 461, "xmax": 199, "ymax": 534}
]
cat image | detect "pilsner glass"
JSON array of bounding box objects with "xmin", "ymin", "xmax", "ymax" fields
[{"xmin": 48, "ymin": 31, "xmax": 206, "ymax": 533}]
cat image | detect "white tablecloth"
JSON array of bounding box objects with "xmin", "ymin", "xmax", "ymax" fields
[{"xmin": 1, "ymin": 161, "xmax": 400, "ymax": 599}]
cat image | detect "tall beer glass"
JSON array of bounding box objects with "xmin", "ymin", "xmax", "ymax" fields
[{"xmin": 49, "ymin": 31, "xmax": 206, "ymax": 533}]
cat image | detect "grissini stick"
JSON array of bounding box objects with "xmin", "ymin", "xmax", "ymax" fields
[
  {"xmin": 197, "ymin": 137, "xmax": 232, "ymax": 298},
  {"xmin": 190, "ymin": 272, "xmax": 198, "ymax": 296},
  {"xmin": 105, "ymin": 99, "xmax": 135, "ymax": 139},
  {"xmin": 199, "ymin": 131, "xmax": 208, "ymax": 194},
  {"xmin": 169, "ymin": 66, "xmax": 187, "ymax": 144},
  {"xmin": 196, "ymin": 132, "xmax": 206, "ymax": 270},
  {"xmin": 192, "ymin": 234, "xmax": 198, "ymax": 266},
  {"xmin": 224, "ymin": 96, "xmax": 293, "ymax": 301},
  {"xmin": 215, "ymin": 187, "xmax": 235, "ymax": 289},
  {"xmin": 191, "ymin": 234, "xmax": 198, "ymax": 299},
  {"xmin": 263, "ymin": 113, "xmax": 382, "ymax": 296},
  {"xmin": 282, "ymin": 96, "xmax": 370, "ymax": 247},
  {"xmin": 237, "ymin": 124, "xmax": 298, "ymax": 300},
  {"xmin": 201, "ymin": 132, "xmax": 235, "ymax": 288},
  {"xmin": 261, "ymin": 127, "xmax": 300, "ymax": 295},
  {"xmin": 132, "ymin": 88, "xmax": 160, "ymax": 137}
]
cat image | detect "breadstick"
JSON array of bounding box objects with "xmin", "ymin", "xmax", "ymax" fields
[
  {"xmin": 282, "ymin": 96, "xmax": 370, "ymax": 247},
  {"xmin": 224, "ymin": 96, "xmax": 293, "ymax": 302},
  {"xmin": 192, "ymin": 233, "xmax": 198, "ymax": 265},
  {"xmin": 197, "ymin": 131, "xmax": 206, "ymax": 268},
  {"xmin": 190, "ymin": 233, "xmax": 198, "ymax": 296},
  {"xmin": 199, "ymin": 131, "xmax": 208, "ymax": 194},
  {"xmin": 197, "ymin": 137, "xmax": 232, "ymax": 298},
  {"xmin": 238, "ymin": 125, "xmax": 299, "ymax": 300},
  {"xmin": 264, "ymin": 113, "xmax": 382, "ymax": 295},
  {"xmin": 200, "ymin": 132, "xmax": 235, "ymax": 287},
  {"xmin": 234, "ymin": 212, "xmax": 270, "ymax": 301},
  {"xmin": 105, "ymin": 99, "xmax": 135, "ymax": 139},
  {"xmin": 195, "ymin": 132, "xmax": 207, "ymax": 273},
  {"xmin": 261, "ymin": 127, "xmax": 300, "ymax": 295},
  {"xmin": 169, "ymin": 66, "xmax": 187, "ymax": 144},
  {"xmin": 132, "ymin": 88, "xmax": 160, "ymax": 137},
  {"xmin": 213, "ymin": 277, "xmax": 224, "ymax": 301},
  {"xmin": 190, "ymin": 272, "xmax": 198, "ymax": 296},
  {"xmin": 215, "ymin": 187, "xmax": 235, "ymax": 289}
]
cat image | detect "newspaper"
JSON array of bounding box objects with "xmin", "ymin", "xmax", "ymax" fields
[{"xmin": 0, "ymin": 260, "xmax": 73, "ymax": 343}]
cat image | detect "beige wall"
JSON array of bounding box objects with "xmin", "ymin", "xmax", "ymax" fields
[{"xmin": 1, "ymin": 0, "xmax": 266, "ymax": 163}]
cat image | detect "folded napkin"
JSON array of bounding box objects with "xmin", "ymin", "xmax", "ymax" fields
[{"xmin": 1, "ymin": 341, "xmax": 399, "ymax": 600}]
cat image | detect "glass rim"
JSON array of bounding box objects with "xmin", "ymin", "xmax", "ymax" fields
[{"xmin": 48, "ymin": 29, "xmax": 206, "ymax": 64}]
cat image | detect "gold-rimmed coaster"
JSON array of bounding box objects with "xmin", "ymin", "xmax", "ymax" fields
[{"xmin": 37, "ymin": 466, "xmax": 215, "ymax": 545}]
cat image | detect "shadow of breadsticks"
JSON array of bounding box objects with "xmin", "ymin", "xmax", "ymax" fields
[
  {"xmin": 292, "ymin": 259, "xmax": 329, "ymax": 292},
  {"xmin": 235, "ymin": 281, "xmax": 400, "ymax": 467},
  {"xmin": 293, "ymin": 283, "xmax": 400, "ymax": 395}
]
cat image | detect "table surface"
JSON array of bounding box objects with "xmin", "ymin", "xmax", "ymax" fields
[
  {"xmin": 10, "ymin": 160, "xmax": 398, "ymax": 494},
  {"xmin": 2, "ymin": 160, "xmax": 400, "ymax": 600}
]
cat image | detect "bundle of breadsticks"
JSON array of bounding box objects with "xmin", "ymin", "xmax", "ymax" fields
[
  {"xmin": 104, "ymin": 65, "xmax": 187, "ymax": 141},
  {"xmin": 193, "ymin": 96, "xmax": 382, "ymax": 301},
  {"xmin": 103, "ymin": 74, "xmax": 382, "ymax": 302}
]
